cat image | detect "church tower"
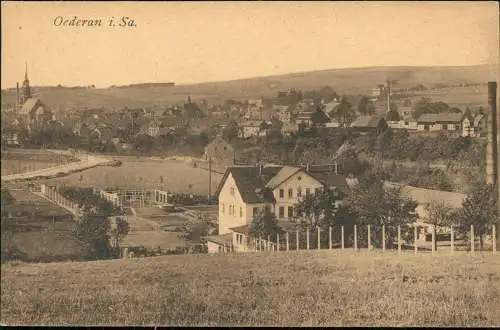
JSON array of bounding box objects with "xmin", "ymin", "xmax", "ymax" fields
[{"xmin": 22, "ymin": 62, "xmax": 32, "ymax": 102}]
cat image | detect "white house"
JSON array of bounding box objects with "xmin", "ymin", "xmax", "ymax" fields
[
  {"xmin": 203, "ymin": 165, "xmax": 351, "ymax": 253},
  {"xmin": 416, "ymin": 113, "xmax": 464, "ymax": 133}
]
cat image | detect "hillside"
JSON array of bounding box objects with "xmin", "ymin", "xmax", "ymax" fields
[
  {"xmin": 2, "ymin": 64, "xmax": 497, "ymax": 110},
  {"xmin": 1, "ymin": 251, "xmax": 499, "ymax": 326}
]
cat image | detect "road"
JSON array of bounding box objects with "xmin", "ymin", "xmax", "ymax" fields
[{"xmin": 1, "ymin": 150, "xmax": 112, "ymax": 182}]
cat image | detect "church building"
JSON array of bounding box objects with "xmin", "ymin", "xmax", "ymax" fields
[{"xmin": 15, "ymin": 63, "xmax": 54, "ymax": 130}]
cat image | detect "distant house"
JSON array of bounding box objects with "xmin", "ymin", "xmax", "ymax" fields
[
  {"xmin": 277, "ymin": 108, "xmax": 293, "ymax": 125},
  {"xmin": 350, "ymin": 115, "xmax": 387, "ymax": 134},
  {"xmin": 473, "ymin": 115, "xmax": 487, "ymax": 137},
  {"xmin": 203, "ymin": 165, "xmax": 351, "ymax": 253},
  {"xmin": 295, "ymin": 109, "xmax": 330, "ymax": 128},
  {"xmin": 323, "ymin": 101, "xmax": 341, "ymax": 114},
  {"xmin": 239, "ymin": 121, "xmax": 266, "ymax": 139},
  {"xmin": 387, "ymin": 120, "xmax": 418, "ymax": 131},
  {"xmin": 204, "ymin": 135, "xmax": 234, "ymax": 165},
  {"xmin": 416, "ymin": 113, "xmax": 464, "ymax": 133},
  {"xmin": 462, "ymin": 115, "xmax": 475, "ymax": 137},
  {"xmin": 2, "ymin": 128, "xmax": 20, "ymax": 146},
  {"xmin": 281, "ymin": 122, "xmax": 299, "ymax": 136}
]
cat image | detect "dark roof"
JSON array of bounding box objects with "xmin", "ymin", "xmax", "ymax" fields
[
  {"xmin": 215, "ymin": 166, "xmax": 282, "ymax": 204},
  {"xmin": 307, "ymin": 172, "xmax": 351, "ymax": 195},
  {"xmin": 351, "ymin": 115, "xmax": 385, "ymax": 128},
  {"xmin": 216, "ymin": 165, "xmax": 351, "ymax": 203},
  {"xmin": 417, "ymin": 113, "xmax": 464, "ymax": 123}
]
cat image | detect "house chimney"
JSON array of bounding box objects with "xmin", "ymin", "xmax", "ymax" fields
[
  {"xmin": 486, "ymin": 82, "xmax": 498, "ymax": 187},
  {"xmin": 306, "ymin": 163, "xmax": 310, "ymax": 173}
]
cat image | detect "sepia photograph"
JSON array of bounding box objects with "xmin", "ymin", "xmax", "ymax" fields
[{"xmin": 1, "ymin": 1, "xmax": 499, "ymax": 327}]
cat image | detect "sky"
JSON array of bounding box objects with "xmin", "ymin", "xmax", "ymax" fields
[{"xmin": 1, "ymin": 2, "xmax": 498, "ymax": 88}]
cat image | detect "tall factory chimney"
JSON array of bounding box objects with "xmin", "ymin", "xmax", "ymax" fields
[
  {"xmin": 486, "ymin": 81, "xmax": 498, "ymax": 187},
  {"xmin": 16, "ymin": 82, "xmax": 20, "ymax": 106}
]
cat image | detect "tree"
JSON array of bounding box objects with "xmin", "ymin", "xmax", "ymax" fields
[
  {"xmin": 223, "ymin": 120, "xmax": 239, "ymax": 142},
  {"xmin": 179, "ymin": 213, "xmax": 216, "ymax": 243},
  {"xmin": 294, "ymin": 188, "xmax": 340, "ymax": 229},
  {"xmin": 424, "ymin": 201, "xmax": 456, "ymax": 251},
  {"xmin": 110, "ymin": 216, "xmax": 130, "ymax": 252},
  {"xmin": 457, "ymin": 184, "xmax": 497, "ymax": 249},
  {"xmin": 357, "ymin": 96, "xmax": 376, "ymax": 115},
  {"xmin": 338, "ymin": 175, "xmax": 418, "ymax": 248},
  {"xmin": 330, "ymin": 97, "xmax": 356, "ymax": 126},
  {"xmin": 250, "ymin": 207, "xmax": 282, "ymax": 240},
  {"xmin": 386, "ymin": 110, "xmax": 401, "ymax": 122},
  {"xmin": 73, "ymin": 212, "xmax": 112, "ymax": 259}
]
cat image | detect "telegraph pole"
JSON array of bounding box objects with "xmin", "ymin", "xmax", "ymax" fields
[{"xmin": 208, "ymin": 156, "xmax": 212, "ymax": 204}]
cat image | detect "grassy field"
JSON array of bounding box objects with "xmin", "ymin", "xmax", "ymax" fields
[
  {"xmin": 1, "ymin": 190, "xmax": 86, "ymax": 262},
  {"xmin": 1, "ymin": 251, "xmax": 498, "ymax": 326},
  {"xmin": 40, "ymin": 158, "xmax": 224, "ymax": 196},
  {"xmin": 2, "ymin": 64, "xmax": 496, "ymax": 109},
  {"xmin": 1, "ymin": 149, "xmax": 78, "ymax": 176}
]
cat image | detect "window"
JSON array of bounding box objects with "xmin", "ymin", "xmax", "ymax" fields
[
  {"xmin": 230, "ymin": 187, "xmax": 235, "ymax": 196},
  {"xmin": 297, "ymin": 187, "xmax": 302, "ymax": 197},
  {"xmin": 240, "ymin": 207, "xmax": 243, "ymax": 218},
  {"xmin": 305, "ymin": 188, "xmax": 311, "ymax": 196},
  {"xmin": 222, "ymin": 203, "xmax": 225, "ymax": 214},
  {"xmin": 315, "ymin": 187, "xmax": 320, "ymax": 195},
  {"xmin": 288, "ymin": 206, "xmax": 294, "ymax": 218},
  {"xmin": 279, "ymin": 189, "xmax": 284, "ymax": 198},
  {"xmin": 288, "ymin": 188, "xmax": 293, "ymax": 198},
  {"xmin": 279, "ymin": 207, "xmax": 285, "ymax": 218},
  {"xmin": 253, "ymin": 207, "xmax": 258, "ymax": 218}
]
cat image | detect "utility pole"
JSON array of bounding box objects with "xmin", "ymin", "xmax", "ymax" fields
[{"xmin": 208, "ymin": 156, "xmax": 212, "ymax": 204}]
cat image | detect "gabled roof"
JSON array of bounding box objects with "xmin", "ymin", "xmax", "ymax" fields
[
  {"xmin": 265, "ymin": 166, "xmax": 301, "ymax": 189},
  {"xmin": 351, "ymin": 115, "xmax": 385, "ymax": 128},
  {"xmin": 474, "ymin": 114, "xmax": 485, "ymax": 126},
  {"xmin": 307, "ymin": 172, "xmax": 351, "ymax": 195},
  {"xmin": 215, "ymin": 166, "xmax": 282, "ymax": 204},
  {"xmin": 20, "ymin": 98, "xmax": 43, "ymax": 115},
  {"xmin": 417, "ymin": 113, "xmax": 464, "ymax": 123},
  {"xmin": 217, "ymin": 165, "xmax": 352, "ymax": 204}
]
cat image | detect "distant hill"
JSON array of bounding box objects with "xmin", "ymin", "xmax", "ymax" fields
[{"xmin": 1, "ymin": 64, "xmax": 497, "ymax": 111}]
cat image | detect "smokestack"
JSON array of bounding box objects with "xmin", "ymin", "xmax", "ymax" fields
[
  {"xmin": 486, "ymin": 82, "xmax": 498, "ymax": 187},
  {"xmin": 16, "ymin": 82, "xmax": 20, "ymax": 106}
]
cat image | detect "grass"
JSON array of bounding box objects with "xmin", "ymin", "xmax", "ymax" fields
[
  {"xmin": 2, "ymin": 64, "xmax": 496, "ymax": 109},
  {"xmin": 40, "ymin": 158, "xmax": 224, "ymax": 196},
  {"xmin": 1, "ymin": 251, "xmax": 499, "ymax": 326},
  {"xmin": 1, "ymin": 150, "xmax": 78, "ymax": 176},
  {"xmin": 1, "ymin": 189, "xmax": 87, "ymax": 262}
]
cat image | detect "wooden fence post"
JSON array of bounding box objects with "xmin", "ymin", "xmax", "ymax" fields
[
  {"xmin": 431, "ymin": 226, "xmax": 436, "ymax": 254},
  {"xmin": 341, "ymin": 226, "xmax": 345, "ymax": 250},
  {"xmin": 397, "ymin": 225, "xmax": 401, "ymax": 254},
  {"xmin": 382, "ymin": 225, "xmax": 386, "ymax": 251},
  {"xmin": 414, "ymin": 226, "xmax": 418, "ymax": 253},
  {"xmin": 354, "ymin": 225, "xmax": 357, "ymax": 251},
  {"xmin": 450, "ymin": 225, "xmax": 454, "ymax": 255},
  {"xmin": 268, "ymin": 235, "xmax": 271, "ymax": 252},
  {"xmin": 470, "ymin": 225, "xmax": 474, "ymax": 254},
  {"xmin": 286, "ymin": 232, "xmax": 290, "ymax": 251},
  {"xmin": 367, "ymin": 224, "xmax": 371, "ymax": 250},
  {"xmin": 277, "ymin": 233, "xmax": 280, "ymax": 251},
  {"xmin": 329, "ymin": 226, "xmax": 332, "ymax": 250},
  {"xmin": 296, "ymin": 230, "xmax": 299, "ymax": 251},
  {"xmin": 306, "ymin": 228, "xmax": 310, "ymax": 250},
  {"xmin": 317, "ymin": 227, "xmax": 321, "ymax": 250}
]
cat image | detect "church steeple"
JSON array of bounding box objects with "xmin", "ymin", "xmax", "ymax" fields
[{"xmin": 22, "ymin": 61, "xmax": 32, "ymax": 101}]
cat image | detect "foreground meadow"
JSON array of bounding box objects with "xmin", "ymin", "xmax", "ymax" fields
[{"xmin": 1, "ymin": 251, "xmax": 499, "ymax": 326}]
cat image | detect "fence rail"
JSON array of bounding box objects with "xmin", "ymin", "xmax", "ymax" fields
[{"xmin": 231, "ymin": 224, "xmax": 497, "ymax": 255}]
